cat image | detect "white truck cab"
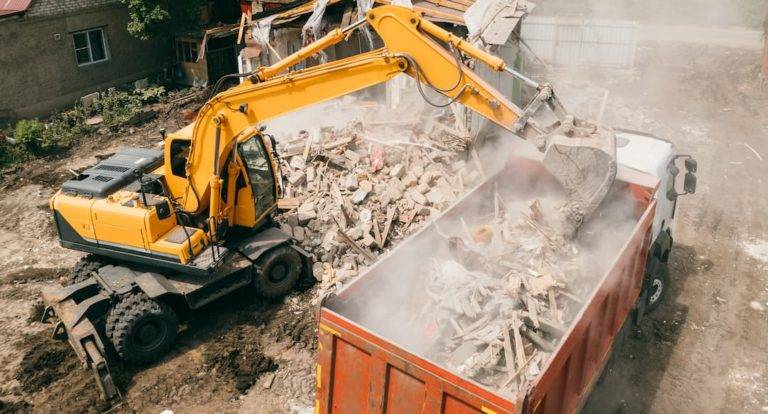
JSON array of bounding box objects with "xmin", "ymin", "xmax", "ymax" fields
[{"xmin": 615, "ymin": 129, "xmax": 697, "ymax": 313}]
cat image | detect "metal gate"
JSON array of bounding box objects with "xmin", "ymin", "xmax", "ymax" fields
[{"xmin": 521, "ymin": 16, "xmax": 638, "ymax": 68}]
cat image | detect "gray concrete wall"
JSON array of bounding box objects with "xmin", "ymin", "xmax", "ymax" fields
[{"xmin": 0, "ymin": 3, "xmax": 169, "ymax": 119}]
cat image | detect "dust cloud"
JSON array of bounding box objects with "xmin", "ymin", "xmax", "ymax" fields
[{"xmin": 327, "ymin": 134, "xmax": 644, "ymax": 394}]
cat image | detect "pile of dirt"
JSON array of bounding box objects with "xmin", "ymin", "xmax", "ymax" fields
[
  {"xmin": 14, "ymin": 333, "xmax": 77, "ymax": 394},
  {"xmin": 1, "ymin": 268, "xmax": 65, "ymax": 286},
  {"xmin": 204, "ymin": 326, "xmax": 279, "ymax": 394}
]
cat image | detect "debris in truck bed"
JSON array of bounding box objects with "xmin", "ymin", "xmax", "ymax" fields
[{"xmin": 419, "ymin": 197, "xmax": 588, "ymax": 394}]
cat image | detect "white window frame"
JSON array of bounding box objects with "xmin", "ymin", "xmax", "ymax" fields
[{"xmin": 73, "ymin": 28, "xmax": 110, "ymax": 67}]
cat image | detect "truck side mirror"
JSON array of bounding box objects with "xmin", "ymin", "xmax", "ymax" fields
[
  {"xmin": 684, "ymin": 158, "xmax": 697, "ymax": 173},
  {"xmin": 684, "ymin": 172, "xmax": 697, "ymax": 194}
]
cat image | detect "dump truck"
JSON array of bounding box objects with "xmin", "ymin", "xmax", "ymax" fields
[
  {"xmin": 41, "ymin": 5, "xmax": 622, "ymax": 402},
  {"xmin": 315, "ymin": 131, "xmax": 696, "ymax": 413}
]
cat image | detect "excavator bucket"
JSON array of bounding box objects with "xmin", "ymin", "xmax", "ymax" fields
[{"xmin": 541, "ymin": 124, "xmax": 618, "ymax": 238}]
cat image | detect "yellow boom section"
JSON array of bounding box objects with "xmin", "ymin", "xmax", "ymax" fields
[{"xmin": 174, "ymin": 6, "xmax": 526, "ymax": 214}]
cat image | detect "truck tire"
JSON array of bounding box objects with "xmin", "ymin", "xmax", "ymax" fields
[
  {"xmin": 106, "ymin": 293, "xmax": 178, "ymax": 364},
  {"xmin": 645, "ymin": 261, "xmax": 670, "ymax": 313},
  {"xmin": 253, "ymin": 246, "xmax": 302, "ymax": 298},
  {"xmin": 68, "ymin": 255, "xmax": 107, "ymax": 285}
]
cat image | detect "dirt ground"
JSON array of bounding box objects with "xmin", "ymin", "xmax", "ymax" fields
[{"xmin": 0, "ymin": 37, "xmax": 766, "ymax": 413}]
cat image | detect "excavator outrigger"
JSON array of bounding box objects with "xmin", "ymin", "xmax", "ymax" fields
[{"xmin": 41, "ymin": 5, "xmax": 616, "ymax": 403}]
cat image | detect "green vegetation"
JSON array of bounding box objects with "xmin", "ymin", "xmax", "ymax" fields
[
  {"xmin": 1, "ymin": 86, "xmax": 167, "ymax": 167},
  {"xmin": 122, "ymin": 0, "xmax": 207, "ymax": 40}
]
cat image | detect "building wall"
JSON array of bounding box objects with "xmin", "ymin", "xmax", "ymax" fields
[{"xmin": 0, "ymin": 2, "xmax": 168, "ymax": 120}]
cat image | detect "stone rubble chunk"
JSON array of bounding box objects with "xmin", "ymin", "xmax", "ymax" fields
[
  {"xmin": 289, "ymin": 156, "xmax": 306, "ymax": 170},
  {"xmin": 297, "ymin": 202, "xmax": 317, "ymax": 224},
  {"xmin": 426, "ymin": 188, "xmax": 446, "ymax": 205},
  {"xmin": 344, "ymin": 174, "xmax": 359, "ymax": 191},
  {"xmin": 407, "ymin": 189, "xmax": 427, "ymax": 205},
  {"xmin": 359, "ymin": 180, "xmax": 373, "ymax": 193},
  {"xmin": 351, "ymin": 188, "xmax": 369, "ymax": 204},
  {"xmin": 401, "ymin": 173, "xmax": 418, "ymax": 188},
  {"xmin": 293, "ymin": 226, "xmax": 306, "ymax": 242},
  {"xmin": 361, "ymin": 234, "xmax": 376, "ymax": 248},
  {"xmin": 348, "ymin": 226, "xmax": 364, "ymax": 240},
  {"xmin": 288, "ymin": 171, "xmax": 306, "ymax": 186},
  {"xmin": 389, "ymin": 163, "xmax": 405, "ymax": 179},
  {"xmin": 306, "ymin": 165, "xmax": 316, "ymax": 183},
  {"xmin": 344, "ymin": 149, "xmax": 362, "ymax": 165}
]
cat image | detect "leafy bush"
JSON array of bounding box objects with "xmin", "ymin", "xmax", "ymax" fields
[
  {"xmin": 94, "ymin": 88, "xmax": 143, "ymax": 127},
  {"xmin": 13, "ymin": 119, "xmax": 46, "ymax": 154},
  {"xmin": 44, "ymin": 107, "xmax": 92, "ymax": 150},
  {"xmin": 3, "ymin": 107, "xmax": 93, "ymax": 162},
  {"xmin": 136, "ymin": 85, "xmax": 167, "ymax": 104},
  {"xmin": 0, "ymin": 130, "xmax": 24, "ymax": 165}
]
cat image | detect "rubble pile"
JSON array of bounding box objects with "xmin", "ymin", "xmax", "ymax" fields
[
  {"xmin": 273, "ymin": 112, "xmax": 483, "ymax": 294},
  {"xmin": 421, "ymin": 198, "xmax": 591, "ymax": 395}
]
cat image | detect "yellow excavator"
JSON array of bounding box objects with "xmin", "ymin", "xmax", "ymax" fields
[{"xmin": 41, "ymin": 5, "xmax": 616, "ymax": 402}]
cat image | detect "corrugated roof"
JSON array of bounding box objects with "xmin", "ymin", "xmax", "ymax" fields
[{"xmin": 0, "ymin": 0, "xmax": 33, "ymax": 17}]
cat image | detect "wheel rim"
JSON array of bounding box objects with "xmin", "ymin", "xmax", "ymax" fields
[
  {"xmin": 132, "ymin": 318, "xmax": 167, "ymax": 351},
  {"xmin": 268, "ymin": 262, "xmax": 289, "ymax": 283},
  {"xmin": 649, "ymin": 279, "xmax": 663, "ymax": 304}
]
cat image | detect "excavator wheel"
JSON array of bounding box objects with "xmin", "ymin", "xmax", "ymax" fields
[
  {"xmin": 106, "ymin": 292, "xmax": 178, "ymax": 364},
  {"xmin": 68, "ymin": 255, "xmax": 109, "ymax": 285},
  {"xmin": 253, "ymin": 246, "xmax": 302, "ymax": 298}
]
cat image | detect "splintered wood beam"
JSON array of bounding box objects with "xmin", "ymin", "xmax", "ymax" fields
[
  {"xmin": 548, "ymin": 288, "xmax": 559, "ymax": 322},
  {"xmin": 381, "ymin": 206, "xmax": 396, "ymax": 247},
  {"xmin": 372, "ymin": 210, "xmax": 383, "ymax": 248},
  {"xmin": 502, "ymin": 324, "xmax": 516, "ymax": 373},
  {"xmin": 511, "ymin": 315, "xmax": 527, "ymax": 369}
]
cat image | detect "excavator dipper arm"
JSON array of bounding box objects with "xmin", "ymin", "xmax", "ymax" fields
[{"xmin": 176, "ymin": 5, "xmax": 616, "ymax": 237}]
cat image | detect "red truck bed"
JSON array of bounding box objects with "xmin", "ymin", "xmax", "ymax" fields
[{"xmin": 315, "ymin": 158, "xmax": 658, "ymax": 414}]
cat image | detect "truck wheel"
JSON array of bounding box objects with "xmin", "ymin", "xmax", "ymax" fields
[
  {"xmin": 68, "ymin": 255, "xmax": 107, "ymax": 285},
  {"xmin": 106, "ymin": 293, "xmax": 178, "ymax": 364},
  {"xmin": 645, "ymin": 262, "xmax": 670, "ymax": 313},
  {"xmin": 253, "ymin": 246, "xmax": 302, "ymax": 298}
]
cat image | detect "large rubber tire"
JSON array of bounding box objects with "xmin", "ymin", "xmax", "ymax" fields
[
  {"xmin": 106, "ymin": 293, "xmax": 178, "ymax": 364},
  {"xmin": 68, "ymin": 255, "xmax": 107, "ymax": 285},
  {"xmin": 645, "ymin": 261, "xmax": 670, "ymax": 314},
  {"xmin": 253, "ymin": 246, "xmax": 302, "ymax": 298}
]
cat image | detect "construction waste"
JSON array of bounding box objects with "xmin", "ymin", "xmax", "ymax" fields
[
  {"xmin": 272, "ymin": 95, "xmax": 622, "ymax": 396},
  {"xmin": 422, "ymin": 196, "xmax": 588, "ymax": 395},
  {"xmin": 273, "ymin": 99, "xmax": 483, "ymax": 296}
]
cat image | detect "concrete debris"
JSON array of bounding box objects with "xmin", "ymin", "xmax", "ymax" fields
[
  {"xmin": 274, "ymin": 104, "xmax": 483, "ymax": 295},
  {"xmin": 417, "ymin": 195, "xmax": 592, "ymax": 395}
]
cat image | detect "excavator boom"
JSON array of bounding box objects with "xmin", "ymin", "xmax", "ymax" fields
[{"xmin": 176, "ymin": 6, "xmax": 616, "ymax": 237}]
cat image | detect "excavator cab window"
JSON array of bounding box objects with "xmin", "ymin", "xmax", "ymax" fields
[
  {"xmin": 170, "ymin": 139, "xmax": 191, "ymax": 178},
  {"xmin": 239, "ymin": 136, "xmax": 276, "ymax": 216}
]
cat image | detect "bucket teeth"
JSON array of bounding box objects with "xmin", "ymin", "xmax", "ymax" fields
[
  {"xmin": 41, "ymin": 305, "xmax": 56, "ymax": 323},
  {"xmin": 52, "ymin": 321, "xmax": 67, "ymax": 340}
]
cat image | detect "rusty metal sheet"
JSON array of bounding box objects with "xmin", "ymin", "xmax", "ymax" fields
[{"xmin": 0, "ymin": 0, "xmax": 32, "ymax": 17}]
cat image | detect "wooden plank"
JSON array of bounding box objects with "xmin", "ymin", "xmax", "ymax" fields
[
  {"xmin": 502, "ymin": 324, "xmax": 516, "ymax": 373},
  {"xmin": 372, "ymin": 211, "xmax": 383, "ymax": 248},
  {"xmin": 381, "ymin": 206, "xmax": 396, "ymax": 247},
  {"xmin": 511, "ymin": 314, "xmax": 527, "ymax": 369}
]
